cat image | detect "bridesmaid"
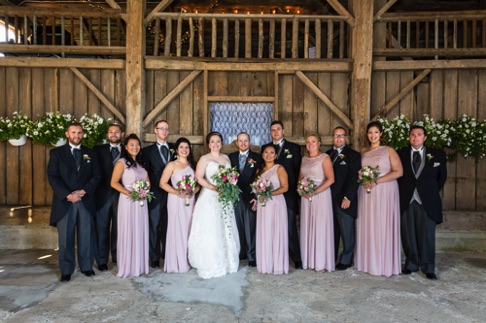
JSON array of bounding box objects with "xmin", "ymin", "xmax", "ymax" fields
[
  {"xmin": 111, "ymin": 134, "xmax": 150, "ymax": 278},
  {"xmin": 160, "ymin": 137, "xmax": 196, "ymax": 273},
  {"xmin": 299, "ymin": 133, "xmax": 335, "ymax": 272},
  {"xmin": 253, "ymin": 145, "xmax": 289, "ymax": 275}
]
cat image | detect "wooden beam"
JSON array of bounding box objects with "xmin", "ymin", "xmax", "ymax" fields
[
  {"xmin": 104, "ymin": 0, "xmax": 127, "ymax": 21},
  {"xmin": 0, "ymin": 57, "xmax": 125, "ymax": 69},
  {"xmin": 374, "ymin": 58, "xmax": 486, "ymax": 70},
  {"xmin": 374, "ymin": 48, "xmax": 486, "ymax": 57},
  {"xmin": 326, "ymin": 0, "xmax": 355, "ymax": 27},
  {"xmin": 207, "ymin": 96, "xmax": 275, "ymax": 102},
  {"xmin": 144, "ymin": 0, "xmax": 174, "ymax": 25},
  {"xmin": 374, "ymin": 0, "xmax": 398, "ymax": 21},
  {"xmin": 143, "ymin": 70, "xmax": 201, "ymax": 127},
  {"xmin": 0, "ymin": 45, "xmax": 125, "ymax": 55},
  {"xmin": 70, "ymin": 67, "xmax": 125, "ymax": 123},
  {"xmin": 371, "ymin": 69, "xmax": 431, "ymax": 120},
  {"xmin": 295, "ymin": 71, "xmax": 353, "ymax": 130}
]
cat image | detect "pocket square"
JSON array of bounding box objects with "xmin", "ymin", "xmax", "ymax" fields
[
  {"xmin": 433, "ymin": 162, "xmax": 440, "ymax": 167},
  {"xmin": 340, "ymin": 161, "xmax": 347, "ymax": 165}
]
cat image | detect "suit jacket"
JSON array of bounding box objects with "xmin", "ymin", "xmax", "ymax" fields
[
  {"xmin": 93, "ymin": 143, "xmax": 125, "ymax": 209},
  {"xmin": 262, "ymin": 139, "xmax": 302, "ymax": 212},
  {"xmin": 397, "ymin": 146, "xmax": 447, "ymax": 224},
  {"xmin": 142, "ymin": 142, "xmax": 175, "ymax": 210},
  {"xmin": 47, "ymin": 144, "xmax": 101, "ymax": 226},
  {"xmin": 325, "ymin": 145, "xmax": 361, "ymax": 219},
  {"xmin": 229, "ymin": 150, "xmax": 263, "ymax": 204}
]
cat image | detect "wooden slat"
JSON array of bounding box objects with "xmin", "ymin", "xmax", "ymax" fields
[
  {"xmin": 304, "ymin": 19, "xmax": 309, "ymax": 59},
  {"xmin": 176, "ymin": 16, "xmax": 182, "ymax": 56},
  {"xmin": 0, "ymin": 57, "xmax": 125, "ymax": 69},
  {"xmin": 198, "ymin": 17, "xmax": 204, "ymax": 57},
  {"xmin": 245, "ymin": 18, "xmax": 251, "ymax": 58},
  {"xmin": 374, "ymin": 58, "xmax": 486, "ymax": 70},
  {"xmin": 303, "ymin": 72, "xmax": 318, "ymax": 134},
  {"xmin": 188, "ymin": 17, "xmax": 194, "ymax": 57},
  {"xmin": 222, "ymin": 18, "xmax": 228, "ymax": 58},
  {"xmin": 327, "ymin": 19, "xmax": 333, "ymax": 58},
  {"xmin": 144, "ymin": 0, "xmax": 174, "ymax": 25},
  {"xmin": 326, "ymin": 0, "xmax": 356, "ymax": 27},
  {"xmin": 207, "ymin": 96, "xmax": 274, "ymax": 102},
  {"xmin": 374, "ymin": 0, "xmax": 398, "ymax": 21},
  {"xmin": 0, "ymin": 44, "xmax": 126, "ymax": 55},
  {"xmin": 211, "ymin": 18, "xmax": 217, "ymax": 58},
  {"xmin": 292, "ymin": 17, "xmax": 299, "ymax": 58},
  {"xmin": 234, "ymin": 19, "xmax": 240, "ymax": 58},
  {"xmin": 179, "ymin": 71, "xmax": 192, "ymax": 136},
  {"xmin": 0, "ymin": 68, "xmax": 6, "ymax": 204},
  {"xmin": 153, "ymin": 17, "xmax": 160, "ymax": 56},
  {"xmin": 167, "ymin": 72, "xmax": 180, "ymax": 133},
  {"xmin": 6, "ymin": 67, "xmax": 19, "ymax": 204},
  {"xmin": 258, "ymin": 19, "xmax": 263, "ymax": 59},
  {"xmin": 281, "ymin": 18, "xmax": 286, "ymax": 58},
  {"xmin": 269, "ymin": 19, "xmax": 275, "ymax": 59},
  {"xmin": 164, "ymin": 18, "xmax": 172, "ymax": 56},
  {"xmin": 18, "ymin": 68, "xmax": 32, "ymax": 205},
  {"xmin": 87, "ymin": 69, "xmax": 101, "ymax": 114},
  {"xmin": 315, "ymin": 18, "xmax": 321, "ymax": 58},
  {"xmin": 476, "ymin": 70, "xmax": 486, "ymax": 210},
  {"xmin": 373, "ymin": 48, "xmax": 486, "ymax": 57}
]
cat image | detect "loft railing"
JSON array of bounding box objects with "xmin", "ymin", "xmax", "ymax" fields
[
  {"xmin": 147, "ymin": 13, "xmax": 349, "ymax": 59},
  {"xmin": 375, "ymin": 10, "xmax": 486, "ymax": 58},
  {"xmin": 0, "ymin": 6, "xmax": 125, "ymax": 56}
]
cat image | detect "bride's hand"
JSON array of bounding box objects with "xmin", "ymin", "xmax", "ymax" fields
[{"xmin": 250, "ymin": 199, "xmax": 257, "ymax": 211}]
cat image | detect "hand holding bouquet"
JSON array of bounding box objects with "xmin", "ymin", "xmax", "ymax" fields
[
  {"xmin": 297, "ymin": 177, "xmax": 316, "ymax": 202},
  {"xmin": 211, "ymin": 165, "xmax": 242, "ymax": 211},
  {"xmin": 176, "ymin": 174, "xmax": 198, "ymax": 206},
  {"xmin": 250, "ymin": 177, "xmax": 274, "ymax": 207},
  {"xmin": 129, "ymin": 180, "xmax": 155, "ymax": 206},
  {"xmin": 358, "ymin": 165, "xmax": 380, "ymax": 193}
]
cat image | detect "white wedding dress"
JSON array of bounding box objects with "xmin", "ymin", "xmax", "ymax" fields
[{"xmin": 188, "ymin": 161, "xmax": 240, "ymax": 279}]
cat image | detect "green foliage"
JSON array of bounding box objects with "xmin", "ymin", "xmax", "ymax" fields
[
  {"xmin": 79, "ymin": 114, "xmax": 113, "ymax": 148},
  {"xmin": 27, "ymin": 112, "xmax": 75, "ymax": 145},
  {"xmin": 0, "ymin": 112, "xmax": 31, "ymax": 141}
]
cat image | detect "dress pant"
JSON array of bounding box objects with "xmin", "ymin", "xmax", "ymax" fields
[
  {"xmin": 57, "ymin": 202, "xmax": 93, "ymax": 275},
  {"xmin": 288, "ymin": 208, "xmax": 301, "ymax": 263},
  {"xmin": 149, "ymin": 203, "xmax": 168, "ymax": 261},
  {"xmin": 95, "ymin": 192, "xmax": 119, "ymax": 265},
  {"xmin": 333, "ymin": 203, "xmax": 355, "ymax": 266},
  {"xmin": 401, "ymin": 200, "xmax": 436, "ymax": 274},
  {"xmin": 234, "ymin": 198, "xmax": 257, "ymax": 262}
]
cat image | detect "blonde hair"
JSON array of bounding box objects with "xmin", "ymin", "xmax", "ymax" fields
[{"xmin": 304, "ymin": 133, "xmax": 322, "ymax": 157}]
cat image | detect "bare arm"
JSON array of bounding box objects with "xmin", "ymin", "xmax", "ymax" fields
[
  {"xmin": 272, "ymin": 166, "xmax": 289, "ymax": 196},
  {"xmin": 160, "ymin": 161, "xmax": 178, "ymax": 195},
  {"xmin": 111, "ymin": 160, "xmax": 130, "ymax": 196},
  {"xmin": 195, "ymin": 156, "xmax": 217, "ymax": 191}
]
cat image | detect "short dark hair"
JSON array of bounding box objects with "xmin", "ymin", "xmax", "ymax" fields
[
  {"xmin": 175, "ymin": 137, "xmax": 196, "ymax": 170},
  {"xmin": 270, "ymin": 120, "xmax": 284, "ymax": 129},
  {"xmin": 237, "ymin": 132, "xmax": 251, "ymax": 141},
  {"xmin": 66, "ymin": 122, "xmax": 83, "ymax": 131},
  {"xmin": 108, "ymin": 123, "xmax": 124, "ymax": 133},
  {"xmin": 333, "ymin": 126, "xmax": 347, "ymax": 135},
  {"xmin": 366, "ymin": 121, "xmax": 385, "ymax": 146},
  {"xmin": 121, "ymin": 133, "xmax": 144, "ymax": 169},
  {"xmin": 206, "ymin": 131, "xmax": 223, "ymax": 144},
  {"xmin": 410, "ymin": 124, "xmax": 427, "ymax": 137}
]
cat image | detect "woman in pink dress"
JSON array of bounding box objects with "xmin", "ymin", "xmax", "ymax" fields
[
  {"xmin": 254, "ymin": 145, "xmax": 289, "ymax": 275},
  {"xmin": 160, "ymin": 137, "xmax": 196, "ymax": 273},
  {"xmin": 355, "ymin": 121, "xmax": 403, "ymax": 277},
  {"xmin": 111, "ymin": 134, "xmax": 150, "ymax": 278},
  {"xmin": 299, "ymin": 133, "xmax": 335, "ymax": 272}
]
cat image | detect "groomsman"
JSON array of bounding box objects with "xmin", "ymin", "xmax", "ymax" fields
[
  {"xmin": 229, "ymin": 132, "xmax": 262, "ymax": 267},
  {"xmin": 262, "ymin": 120, "xmax": 302, "ymax": 269},
  {"xmin": 47, "ymin": 123, "xmax": 101, "ymax": 282},
  {"xmin": 143, "ymin": 120, "xmax": 174, "ymax": 268},
  {"xmin": 93, "ymin": 123, "xmax": 125, "ymax": 271},
  {"xmin": 326, "ymin": 127, "xmax": 361, "ymax": 270},
  {"xmin": 398, "ymin": 125, "xmax": 447, "ymax": 280}
]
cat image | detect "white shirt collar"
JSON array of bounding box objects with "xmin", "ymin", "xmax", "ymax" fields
[
  {"xmin": 69, "ymin": 144, "xmax": 81, "ymax": 150},
  {"xmin": 240, "ymin": 150, "xmax": 249, "ymax": 155},
  {"xmin": 273, "ymin": 139, "xmax": 284, "ymax": 146}
]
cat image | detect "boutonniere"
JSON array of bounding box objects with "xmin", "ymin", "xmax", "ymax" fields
[
  {"xmin": 426, "ymin": 153, "xmax": 433, "ymax": 161},
  {"xmin": 83, "ymin": 154, "xmax": 91, "ymax": 163},
  {"xmin": 284, "ymin": 149, "xmax": 293, "ymax": 158},
  {"xmin": 338, "ymin": 153, "xmax": 345, "ymax": 160},
  {"xmin": 247, "ymin": 158, "xmax": 257, "ymax": 168},
  {"xmin": 169, "ymin": 148, "xmax": 177, "ymax": 159}
]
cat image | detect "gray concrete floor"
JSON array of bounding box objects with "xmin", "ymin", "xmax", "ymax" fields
[{"xmin": 0, "ymin": 249, "xmax": 485, "ymax": 322}]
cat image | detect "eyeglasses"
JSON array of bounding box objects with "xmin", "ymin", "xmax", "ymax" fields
[
  {"xmin": 333, "ymin": 134, "xmax": 346, "ymax": 138},
  {"xmin": 156, "ymin": 127, "xmax": 169, "ymax": 132}
]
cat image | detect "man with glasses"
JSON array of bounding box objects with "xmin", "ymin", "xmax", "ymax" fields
[
  {"xmin": 143, "ymin": 120, "xmax": 174, "ymax": 268},
  {"xmin": 326, "ymin": 127, "xmax": 361, "ymax": 270}
]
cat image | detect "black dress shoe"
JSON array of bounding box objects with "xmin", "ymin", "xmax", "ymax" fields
[
  {"xmin": 248, "ymin": 261, "xmax": 257, "ymax": 267},
  {"xmin": 336, "ymin": 263, "xmax": 351, "ymax": 271},
  {"xmin": 150, "ymin": 260, "xmax": 160, "ymax": 268},
  {"xmin": 60, "ymin": 274, "xmax": 71, "ymax": 282},
  {"xmin": 402, "ymin": 268, "xmax": 412, "ymax": 275},
  {"xmin": 98, "ymin": 264, "xmax": 108, "ymax": 272},
  {"xmin": 426, "ymin": 273, "xmax": 437, "ymax": 280},
  {"xmin": 294, "ymin": 261, "xmax": 303, "ymax": 269},
  {"xmin": 81, "ymin": 270, "xmax": 95, "ymax": 277}
]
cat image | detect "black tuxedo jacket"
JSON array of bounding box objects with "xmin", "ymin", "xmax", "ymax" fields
[
  {"xmin": 262, "ymin": 139, "xmax": 302, "ymax": 212},
  {"xmin": 142, "ymin": 142, "xmax": 175, "ymax": 210},
  {"xmin": 397, "ymin": 146, "xmax": 447, "ymax": 224},
  {"xmin": 93, "ymin": 143, "xmax": 125, "ymax": 209},
  {"xmin": 229, "ymin": 150, "xmax": 263, "ymax": 204},
  {"xmin": 47, "ymin": 144, "xmax": 101, "ymax": 226},
  {"xmin": 325, "ymin": 145, "xmax": 361, "ymax": 219}
]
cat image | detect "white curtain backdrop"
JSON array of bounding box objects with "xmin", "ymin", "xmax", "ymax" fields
[{"xmin": 210, "ymin": 102, "xmax": 272, "ymax": 146}]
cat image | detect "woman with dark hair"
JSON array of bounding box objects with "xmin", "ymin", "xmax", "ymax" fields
[
  {"xmin": 188, "ymin": 132, "xmax": 240, "ymax": 279},
  {"xmin": 160, "ymin": 137, "xmax": 196, "ymax": 273},
  {"xmin": 111, "ymin": 134, "xmax": 150, "ymax": 278},
  {"xmin": 355, "ymin": 121, "xmax": 403, "ymax": 277}
]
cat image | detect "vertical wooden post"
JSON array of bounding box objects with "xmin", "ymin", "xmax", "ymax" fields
[
  {"xmin": 126, "ymin": 0, "xmax": 145, "ymax": 137},
  {"xmin": 350, "ymin": 0, "xmax": 374, "ymax": 149}
]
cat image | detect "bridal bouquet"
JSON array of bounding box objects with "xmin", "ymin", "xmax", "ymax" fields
[
  {"xmin": 176, "ymin": 174, "xmax": 197, "ymax": 206},
  {"xmin": 297, "ymin": 177, "xmax": 316, "ymax": 202},
  {"xmin": 129, "ymin": 180, "xmax": 155, "ymax": 206},
  {"xmin": 358, "ymin": 165, "xmax": 380, "ymax": 193},
  {"xmin": 250, "ymin": 177, "xmax": 274, "ymax": 207},
  {"xmin": 211, "ymin": 165, "xmax": 241, "ymax": 209}
]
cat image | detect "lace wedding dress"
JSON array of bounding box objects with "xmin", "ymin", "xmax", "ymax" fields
[{"xmin": 188, "ymin": 161, "xmax": 240, "ymax": 279}]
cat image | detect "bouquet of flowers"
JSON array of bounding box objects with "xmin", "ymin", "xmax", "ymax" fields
[
  {"xmin": 129, "ymin": 180, "xmax": 155, "ymax": 206},
  {"xmin": 176, "ymin": 174, "xmax": 198, "ymax": 206},
  {"xmin": 250, "ymin": 177, "xmax": 274, "ymax": 207},
  {"xmin": 358, "ymin": 165, "xmax": 380, "ymax": 193},
  {"xmin": 211, "ymin": 165, "xmax": 241, "ymax": 225},
  {"xmin": 297, "ymin": 177, "xmax": 316, "ymax": 202}
]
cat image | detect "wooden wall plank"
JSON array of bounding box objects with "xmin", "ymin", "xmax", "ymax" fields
[
  {"xmin": 252, "ymin": 72, "xmax": 268, "ymax": 96},
  {"xmin": 101, "ymin": 69, "xmax": 116, "ymax": 119},
  {"xmin": 167, "ymin": 72, "xmax": 180, "ymax": 135},
  {"xmin": 239, "ymin": 72, "xmax": 252, "ymax": 96},
  {"xmin": 415, "ymin": 82, "xmax": 429, "ymax": 120},
  {"xmin": 317, "ymin": 72, "xmax": 332, "ymax": 141},
  {"xmin": 303, "ymin": 72, "xmax": 318, "ymax": 136},
  {"xmin": 385, "ymin": 71, "xmax": 401, "ymax": 118},
  {"xmin": 115, "ymin": 69, "xmax": 126, "ymax": 125},
  {"xmin": 476, "ymin": 70, "xmax": 486, "ymax": 210},
  {"xmin": 208, "ymin": 71, "xmax": 228, "ymax": 96},
  {"xmin": 279, "ymin": 74, "xmax": 293, "ymax": 133},
  {"xmin": 18, "ymin": 68, "xmax": 32, "ymax": 205},
  {"xmin": 59, "ymin": 68, "xmax": 74, "ymax": 115},
  {"xmin": 293, "ymin": 74, "xmax": 304, "ymax": 137},
  {"xmin": 151, "ymin": 70, "xmax": 167, "ymax": 134},
  {"xmin": 74, "ymin": 69, "xmax": 88, "ymax": 118},
  {"xmin": 226, "ymin": 72, "xmax": 240, "ymax": 97},
  {"xmin": 145, "ymin": 70, "xmax": 155, "ymax": 131},
  {"xmin": 0, "ymin": 67, "xmax": 6, "ymax": 204},
  {"xmin": 399, "ymin": 71, "xmax": 414, "ymax": 118},
  {"xmin": 88, "ymin": 70, "xmax": 101, "ymax": 115},
  {"xmin": 193, "ymin": 72, "xmax": 204, "ymax": 137},
  {"xmin": 331, "ymin": 72, "xmax": 350, "ymax": 137},
  {"xmin": 371, "ymin": 71, "xmax": 386, "ymax": 123},
  {"xmin": 180, "ymin": 71, "xmax": 193, "ymax": 136},
  {"xmin": 429, "ymin": 70, "xmax": 443, "ymax": 120},
  {"xmin": 6, "ymin": 67, "xmax": 19, "ymax": 205},
  {"xmin": 44, "ymin": 68, "xmax": 58, "ymax": 113}
]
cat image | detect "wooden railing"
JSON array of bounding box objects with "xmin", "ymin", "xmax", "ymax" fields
[
  {"xmin": 0, "ymin": 6, "xmax": 125, "ymax": 56},
  {"xmin": 147, "ymin": 13, "xmax": 349, "ymax": 59},
  {"xmin": 375, "ymin": 10, "xmax": 486, "ymax": 58}
]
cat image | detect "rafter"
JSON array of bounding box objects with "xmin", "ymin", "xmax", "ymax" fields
[
  {"xmin": 326, "ymin": 0, "xmax": 355, "ymax": 27},
  {"xmin": 145, "ymin": 0, "xmax": 174, "ymax": 25}
]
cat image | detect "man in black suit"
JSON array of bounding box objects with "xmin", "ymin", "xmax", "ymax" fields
[
  {"xmin": 93, "ymin": 123, "xmax": 124, "ymax": 271},
  {"xmin": 229, "ymin": 132, "xmax": 262, "ymax": 267},
  {"xmin": 142, "ymin": 120, "xmax": 174, "ymax": 268},
  {"xmin": 262, "ymin": 120, "xmax": 302, "ymax": 269},
  {"xmin": 47, "ymin": 123, "xmax": 101, "ymax": 282},
  {"xmin": 398, "ymin": 125, "xmax": 447, "ymax": 280},
  {"xmin": 326, "ymin": 127, "xmax": 361, "ymax": 270}
]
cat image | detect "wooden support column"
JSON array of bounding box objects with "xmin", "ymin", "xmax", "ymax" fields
[
  {"xmin": 350, "ymin": 0, "xmax": 374, "ymax": 149},
  {"xmin": 126, "ymin": 0, "xmax": 145, "ymax": 137}
]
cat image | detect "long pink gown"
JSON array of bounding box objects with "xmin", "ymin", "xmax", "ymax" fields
[
  {"xmin": 355, "ymin": 146, "xmax": 401, "ymax": 277},
  {"xmin": 300, "ymin": 153, "xmax": 335, "ymax": 272},
  {"xmin": 256, "ymin": 165, "xmax": 289, "ymax": 275},
  {"xmin": 117, "ymin": 158, "xmax": 150, "ymax": 278},
  {"xmin": 164, "ymin": 166, "xmax": 195, "ymax": 273}
]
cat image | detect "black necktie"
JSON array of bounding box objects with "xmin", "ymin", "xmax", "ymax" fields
[
  {"xmin": 111, "ymin": 146, "xmax": 119, "ymax": 162},
  {"xmin": 160, "ymin": 145, "xmax": 169, "ymax": 163},
  {"xmin": 274, "ymin": 143, "xmax": 280, "ymax": 155},
  {"xmin": 330, "ymin": 149, "xmax": 338, "ymax": 161},
  {"xmin": 73, "ymin": 148, "xmax": 81, "ymax": 170},
  {"xmin": 413, "ymin": 151, "xmax": 421, "ymax": 174}
]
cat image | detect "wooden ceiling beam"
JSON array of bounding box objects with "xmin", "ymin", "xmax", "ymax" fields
[
  {"xmin": 326, "ymin": 0, "xmax": 355, "ymax": 27},
  {"xmin": 374, "ymin": 0, "xmax": 397, "ymax": 21},
  {"xmin": 145, "ymin": 0, "xmax": 174, "ymax": 25}
]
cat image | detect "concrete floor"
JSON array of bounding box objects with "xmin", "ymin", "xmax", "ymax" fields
[{"xmin": 1, "ymin": 249, "xmax": 485, "ymax": 322}]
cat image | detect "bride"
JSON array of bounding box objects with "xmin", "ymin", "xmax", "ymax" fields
[{"xmin": 188, "ymin": 132, "xmax": 240, "ymax": 279}]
